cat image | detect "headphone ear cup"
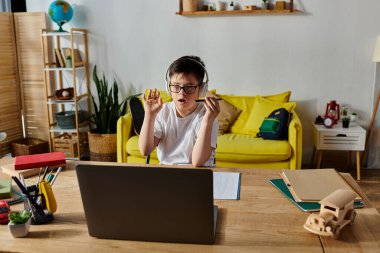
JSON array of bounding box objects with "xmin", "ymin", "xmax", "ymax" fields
[
  {"xmin": 199, "ymin": 83, "xmax": 208, "ymax": 97},
  {"xmin": 165, "ymin": 77, "xmax": 172, "ymax": 96}
]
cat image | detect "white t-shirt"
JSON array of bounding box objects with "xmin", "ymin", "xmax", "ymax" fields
[{"xmin": 154, "ymin": 102, "xmax": 218, "ymax": 166}]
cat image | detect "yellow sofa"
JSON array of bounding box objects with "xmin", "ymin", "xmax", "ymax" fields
[{"xmin": 117, "ymin": 91, "xmax": 302, "ymax": 170}]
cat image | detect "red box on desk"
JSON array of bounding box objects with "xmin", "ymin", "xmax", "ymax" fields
[{"xmin": 14, "ymin": 152, "xmax": 66, "ymax": 170}]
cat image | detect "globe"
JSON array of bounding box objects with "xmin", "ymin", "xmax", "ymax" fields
[{"xmin": 48, "ymin": 1, "xmax": 73, "ymax": 32}]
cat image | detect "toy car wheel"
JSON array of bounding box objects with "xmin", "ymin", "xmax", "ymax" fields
[
  {"xmin": 349, "ymin": 210, "xmax": 357, "ymax": 225},
  {"xmin": 333, "ymin": 225, "xmax": 341, "ymax": 239}
]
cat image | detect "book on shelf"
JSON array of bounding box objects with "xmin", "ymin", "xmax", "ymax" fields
[
  {"xmin": 61, "ymin": 48, "xmax": 84, "ymax": 67},
  {"xmin": 270, "ymin": 178, "xmax": 364, "ymax": 212},
  {"xmin": 280, "ymin": 168, "xmax": 362, "ymax": 203},
  {"xmin": 55, "ymin": 48, "xmax": 65, "ymax": 67}
]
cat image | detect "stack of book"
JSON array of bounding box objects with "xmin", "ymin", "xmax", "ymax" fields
[{"xmin": 270, "ymin": 169, "xmax": 364, "ymax": 212}]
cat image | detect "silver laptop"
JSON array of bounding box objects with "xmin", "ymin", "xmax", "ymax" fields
[{"xmin": 76, "ymin": 164, "xmax": 218, "ymax": 244}]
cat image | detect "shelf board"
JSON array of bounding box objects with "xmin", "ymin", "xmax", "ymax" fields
[
  {"xmin": 49, "ymin": 123, "xmax": 89, "ymax": 133},
  {"xmin": 41, "ymin": 31, "xmax": 85, "ymax": 37},
  {"xmin": 44, "ymin": 66, "xmax": 85, "ymax": 71},
  {"xmin": 47, "ymin": 95, "xmax": 87, "ymax": 105},
  {"xmin": 176, "ymin": 9, "xmax": 300, "ymax": 16}
]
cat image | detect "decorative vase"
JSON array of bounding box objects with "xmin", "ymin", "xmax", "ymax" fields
[
  {"xmin": 8, "ymin": 218, "xmax": 31, "ymax": 238},
  {"xmin": 182, "ymin": 0, "xmax": 197, "ymax": 12},
  {"xmin": 88, "ymin": 132, "xmax": 117, "ymax": 162}
]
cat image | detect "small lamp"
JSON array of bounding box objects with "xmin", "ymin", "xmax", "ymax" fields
[
  {"xmin": 362, "ymin": 36, "xmax": 380, "ymax": 164},
  {"xmin": 373, "ymin": 36, "xmax": 380, "ymax": 62}
]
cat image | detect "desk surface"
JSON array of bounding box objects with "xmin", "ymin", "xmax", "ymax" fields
[{"xmin": 0, "ymin": 159, "xmax": 380, "ymax": 253}]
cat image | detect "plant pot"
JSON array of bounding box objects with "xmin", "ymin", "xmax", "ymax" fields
[
  {"xmin": 342, "ymin": 118, "xmax": 350, "ymax": 128},
  {"xmin": 8, "ymin": 218, "xmax": 31, "ymax": 238},
  {"xmin": 88, "ymin": 132, "xmax": 117, "ymax": 162}
]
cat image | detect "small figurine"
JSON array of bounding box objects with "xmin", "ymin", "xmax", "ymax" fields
[{"xmin": 304, "ymin": 189, "xmax": 357, "ymax": 239}]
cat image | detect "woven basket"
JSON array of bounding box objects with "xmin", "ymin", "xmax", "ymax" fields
[
  {"xmin": 11, "ymin": 138, "xmax": 49, "ymax": 157},
  {"xmin": 88, "ymin": 132, "xmax": 116, "ymax": 162}
]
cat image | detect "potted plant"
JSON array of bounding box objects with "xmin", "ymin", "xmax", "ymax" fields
[
  {"xmin": 262, "ymin": 0, "xmax": 269, "ymax": 10},
  {"xmin": 88, "ymin": 65, "xmax": 140, "ymax": 161},
  {"xmin": 350, "ymin": 112, "xmax": 358, "ymax": 122},
  {"xmin": 8, "ymin": 210, "xmax": 32, "ymax": 238}
]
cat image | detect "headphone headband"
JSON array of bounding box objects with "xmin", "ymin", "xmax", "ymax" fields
[{"xmin": 165, "ymin": 57, "xmax": 209, "ymax": 97}]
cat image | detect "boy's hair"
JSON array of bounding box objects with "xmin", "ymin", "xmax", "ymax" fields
[{"xmin": 168, "ymin": 56, "xmax": 206, "ymax": 85}]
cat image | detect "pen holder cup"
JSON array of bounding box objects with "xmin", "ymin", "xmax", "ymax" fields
[{"xmin": 23, "ymin": 194, "xmax": 54, "ymax": 225}]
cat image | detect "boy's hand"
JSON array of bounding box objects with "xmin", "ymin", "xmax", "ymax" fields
[
  {"xmin": 203, "ymin": 96, "xmax": 220, "ymax": 122},
  {"xmin": 143, "ymin": 89, "xmax": 163, "ymax": 115}
]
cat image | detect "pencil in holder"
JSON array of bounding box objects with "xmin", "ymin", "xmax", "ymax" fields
[{"xmin": 23, "ymin": 194, "xmax": 54, "ymax": 225}]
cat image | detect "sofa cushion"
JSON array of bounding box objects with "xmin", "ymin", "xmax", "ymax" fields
[
  {"xmin": 206, "ymin": 91, "xmax": 242, "ymax": 135},
  {"xmin": 127, "ymin": 135, "xmax": 158, "ymax": 159},
  {"xmin": 216, "ymin": 133, "xmax": 291, "ymax": 163},
  {"xmin": 241, "ymin": 96, "xmax": 296, "ymax": 136},
  {"xmin": 217, "ymin": 91, "xmax": 291, "ymax": 134}
]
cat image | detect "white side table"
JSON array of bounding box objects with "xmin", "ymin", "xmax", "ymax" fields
[{"xmin": 312, "ymin": 123, "xmax": 366, "ymax": 180}]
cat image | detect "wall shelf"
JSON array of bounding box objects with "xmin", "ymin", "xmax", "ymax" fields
[
  {"xmin": 176, "ymin": 9, "xmax": 300, "ymax": 16},
  {"xmin": 176, "ymin": 0, "xmax": 299, "ymax": 16}
]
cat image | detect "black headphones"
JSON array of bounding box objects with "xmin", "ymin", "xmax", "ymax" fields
[{"xmin": 165, "ymin": 57, "xmax": 209, "ymax": 97}]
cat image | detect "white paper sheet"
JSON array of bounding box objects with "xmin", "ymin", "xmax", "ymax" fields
[{"xmin": 213, "ymin": 172, "xmax": 241, "ymax": 200}]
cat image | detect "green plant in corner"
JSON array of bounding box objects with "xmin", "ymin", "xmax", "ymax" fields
[
  {"xmin": 8, "ymin": 210, "xmax": 32, "ymax": 225},
  {"xmin": 91, "ymin": 65, "xmax": 141, "ymax": 134}
]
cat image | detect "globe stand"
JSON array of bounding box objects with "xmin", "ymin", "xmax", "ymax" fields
[{"xmin": 54, "ymin": 21, "xmax": 68, "ymax": 33}]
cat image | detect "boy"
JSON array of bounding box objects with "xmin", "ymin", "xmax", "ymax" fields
[{"xmin": 139, "ymin": 56, "xmax": 220, "ymax": 167}]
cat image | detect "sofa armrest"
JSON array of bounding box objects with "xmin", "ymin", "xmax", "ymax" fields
[
  {"xmin": 117, "ymin": 113, "xmax": 133, "ymax": 163},
  {"xmin": 288, "ymin": 111, "xmax": 303, "ymax": 170}
]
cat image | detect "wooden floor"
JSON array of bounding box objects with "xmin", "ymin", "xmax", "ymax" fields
[{"xmin": 357, "ymin": 169, "xmax": 380, "ymax": 213}]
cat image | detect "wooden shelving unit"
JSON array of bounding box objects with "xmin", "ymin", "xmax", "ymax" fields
[
  {"xmin": 41, "ymin": 28, "xmax": 91, "ymax": 160},
  {"xmin": 176, "ymin": 0, "xmax": 299, "ymax": 16}
]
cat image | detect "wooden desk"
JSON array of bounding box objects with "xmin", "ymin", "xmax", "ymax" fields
[{"xmin": 1, "ymin": 159, "xmax": 380, "ymax": 253}]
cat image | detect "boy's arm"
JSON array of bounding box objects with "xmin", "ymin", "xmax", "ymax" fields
[
  {"xmin": 139, "ymin": 114, "xmax": 160, "ymax": 156},
  {"xmin": 192, "ymin": 97, "xmax": 220, "ymax": 167},
  {"xmin": 139, "ymin": 89, "xmax": 162, "ymax": 156},
  {"xmin": 192, "ymin": 118, "xmax": 216, "ymax": 167}
]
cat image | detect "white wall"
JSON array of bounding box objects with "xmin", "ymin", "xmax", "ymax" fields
[{"xmin": 27, "ymin": 0, "xmax": 380, "ymax": 168}]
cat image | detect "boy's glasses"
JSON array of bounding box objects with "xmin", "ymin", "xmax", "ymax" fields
[{"xmin": 169, "ymin": 84, "xmax": 199, "ymax": 94}]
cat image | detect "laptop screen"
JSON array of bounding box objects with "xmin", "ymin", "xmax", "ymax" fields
[{"xmin": 76, "ymin": 164, "xmax": 216, "ymax": 244}]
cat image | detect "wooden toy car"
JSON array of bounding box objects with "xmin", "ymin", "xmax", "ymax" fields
[
  {"xmin": 0, "ymin": 200, "xmax": 11, "ymax": 224},
  {"xmin": 304, "ymin": 189, "xmax": 357, "ymax": 239}
]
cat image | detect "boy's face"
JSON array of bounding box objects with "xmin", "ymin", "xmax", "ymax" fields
[{"xmin": 169, "ymin": 73, "xmax": 200, "ymax": 116}]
